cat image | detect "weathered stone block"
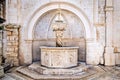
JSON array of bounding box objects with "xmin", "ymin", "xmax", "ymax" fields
[
  {"xmin": 7, "ymin": 31, "xmax": 12, "ymax": 36},
  {"xmin": 14, "ymin": 47, "xmax": 18, "ymax": 52},
  {"xmin": 104, "ymin": 47, "xmax": 115, "ymax": 66},
  {"xmin": 12, "ymin": 30, "xmax": 18, "ymax": 35},
  {"xmin": 13, "ymin": 61, "xmax": 19, "ymax": 66},
  {"xmin": 7, "ymin": 47, "xmax": 14, "ymax": 52},
  {"xmin": 7, "ymin": 42, "xmax": 12, "ymax": 46},
  {"xmin": 6, "ymin": 53, "xmax": 11, "ymax": 57},
  {"xmin": 0, "ymin": 43, "xmax": 2, "ymax": 47},
  {"xmin": 9, "ymin": 36, "xmax": 15, "ymax": 41},
  {"xmin": 104, "ymin": 53, "xmax": 115, "ymax": 66},
  {"xmin": 14, "ymin": 37, "xmax": 18, "ymax": 41},
  {"xmin": 115, "ymin": 53, "xmax": 120, "ymax": 64},
  {"xmin": 12, "ymin": 42, "xmax": 18, "ymax": 46},
  {"xmin": 7, "ymin": 36, "xmax": 10, "ymax": 40},
  {"xmin": 13, "ymin": 57, "xmax": 19, "ymax": 62},
  {"xmin": 0, "ymin": 66, "xmax": 4, "ymax": 77},
  {"xmin": 10, "ymin": 53, "xmax": 18, "ymax": 57},
  {"xmin": 0, "ymin": 56, "xmax": 2, "ymax": 65},
  {"xmin": 86, "ymin": 42, "xmax": 104, "ymax": 65},
  {"xmin": 9, "ymin": 40, "xmax": 16, "ymax": 43}
]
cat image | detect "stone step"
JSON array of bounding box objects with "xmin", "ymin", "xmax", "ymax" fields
[
  {"xmin": 28, "ymin": 62, "xmax": 92, "ymax": 75},
  {"xmin": 1, "ymin": 72, "xmax": 26, "ymax": 80},
  {"xmin": 6, "ymin": 73, "xmax": 26, "ymax": 80},
  {"xmin": 1, "ymin": 74, "xmax": 16, "ymax": 80},
  {"xmin": 16, "ymin": 65, "xmax": 97, "ymax": 80}
]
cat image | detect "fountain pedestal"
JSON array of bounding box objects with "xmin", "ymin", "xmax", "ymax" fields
[{"xmin": 40, "ymin": 47, "xmax": 78, "ymax": 68}]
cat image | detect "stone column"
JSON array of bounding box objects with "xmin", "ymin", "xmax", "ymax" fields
[
  {"xmin": 86, "ymin": 39, "xmax": 104, "ymax": 65},
  {"xmin": 98, "ymin": 0, "xmax": 106, "ymax": 25},
  {"xmin": 104, "ymin": 0, "xmax": 115, "ymax": 66},
  {"xmin": 86, "ymin": 39, "xmax": 100, "ymax": 65},
  {"xmin": 24, "ymin": 40, "xmax": 32, "ymax": 65},
  {"xmin": 5, "ymin": 24, "xmax": 20, "ymax": 66}
]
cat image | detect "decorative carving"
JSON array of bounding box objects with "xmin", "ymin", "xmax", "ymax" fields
[
  {"xmin": 40, "ymin": 47, "xmax": 78, "ymax": 68},
  {"xmin": 55, "ymin": 30, "xmax": 63, "ymax": 47},
  {"xmin": 52, "ymin": 20, "xmax": 66, "ymax": 47}
]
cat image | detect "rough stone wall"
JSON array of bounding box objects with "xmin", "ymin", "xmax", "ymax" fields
[
  {"xmin": 5, "ymin": 0, "xmax": 120, "ymax": 66},
  {"xmin": 0, "ymin": 31, "xmax": 3, "ymax": 64},
  {"xmin": 5, "ymin": 24, "xmax": 20, "ymax": 66},
  {"xmin": 5, "ymin": 0, "xmax": 103, "ymax": 65},
  {"xmin": 6, "ymin": 0, "xmax": 21, "ymax": 24}
]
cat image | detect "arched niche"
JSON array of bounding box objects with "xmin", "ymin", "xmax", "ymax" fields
[
  {"xmin": 32, "ymin": 10, "xmax": 86, "ymax": 62},
  {"xmin": 22, "ymin": 2, "xmax": 96, "ymax": 64},
  {"xmin": 24, "ymin": 2, "xmax": 95, "ymax": 40}
]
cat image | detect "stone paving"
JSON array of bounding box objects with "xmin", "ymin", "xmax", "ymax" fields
[{"xmin": 0, "ymin": 65, "xmax": 120, "ymax": 80}]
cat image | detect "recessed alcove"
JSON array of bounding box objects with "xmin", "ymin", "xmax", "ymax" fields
[{"xmin": 32, "ymin": 9, "xmax": 86, "ymax": 62}]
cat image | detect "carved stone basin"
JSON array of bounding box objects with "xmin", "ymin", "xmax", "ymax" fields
[{"xmin": 40, "ymin": 47, "xmax": 78, "ymax": 68}]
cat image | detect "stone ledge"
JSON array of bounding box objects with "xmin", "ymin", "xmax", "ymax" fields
[
  {"xmin": 28, "ymin": 62, "xmax": 91, "ymax": 75},
  {"xmin": 40, "ymin": 46, "xmax": 79, "ymax": 49},
  {"xmin": 5, "ymin": 24, "xmax": 20, "ymax": 29},
  {"xmin": 16, "ymin": 62, "xmax": 96, "ymax": 80}
]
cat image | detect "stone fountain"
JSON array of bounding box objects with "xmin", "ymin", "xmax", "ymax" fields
[
  {"xmin": 40, "ymin": 20, "xmax": 79, "ymax": 69},
  {"xmin": 17, "ymin": 14, "xmax": 93, "ymax": 79},
  {"xmin": 22, "ymin": 15, "xmax": 83, "ymax": 75}
]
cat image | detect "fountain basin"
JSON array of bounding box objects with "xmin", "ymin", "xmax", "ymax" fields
[{"xmin": 40, "ymin": 47, "xmax": 79, "ymax": 68}]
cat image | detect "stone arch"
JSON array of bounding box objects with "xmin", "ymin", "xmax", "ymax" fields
[
  {"xmin": 24, "ymin": 2, "xmax": 95, "ymax": 40},
  {"xmin": 21, "ymin": 1, "xmax": 97, "ymax": 64},
  {"xmin": 32, "ymin": 9, "xmax": 86, "ymax": 61}
]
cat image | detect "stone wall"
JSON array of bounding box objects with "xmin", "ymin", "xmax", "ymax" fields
[
  {"xmin": 5, "ymin": 24, "xmax": 20, "ymax": 66},
  {"xmin": 6, "ymin": 0, "xmax": 21, "ymax": 24},
  {"xmin": 6, "ymin": 0, "xmax": 103, "ymax": 65},
  {"xmin": 5, "ymin": 0, "xmax": 120, "ymax": 66},
  {"xmin": 113, "ymin": 0, "xmax": 120, "ymax": 65},
  {"xmin": 0, "ymin": 31, "xmax": 3, "ymax": 64}
]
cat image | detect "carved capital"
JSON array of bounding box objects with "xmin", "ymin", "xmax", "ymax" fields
[
  {"xmin": 25, "ymin": 40, "xmax": 33, "ymax": 44},
  {"xmin": 105, "ymin": 6, "xmax": 114, "ymax": 11},
  {"xmin": 5, "ymin": 24, "xmax": 21, "ymax": 29}
]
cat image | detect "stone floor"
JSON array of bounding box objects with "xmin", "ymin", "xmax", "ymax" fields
[{"xmin": 0, "ymin": 65, "xmax": 120, "ymax": 80}]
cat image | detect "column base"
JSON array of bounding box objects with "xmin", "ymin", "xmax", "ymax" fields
[
  {"xmin": 104, "ymin": 47, "xmax": 115, "ymax": 66},
  {"xmin": 86, "ymin": 42, "xmax": 104, "ymax": 65}
]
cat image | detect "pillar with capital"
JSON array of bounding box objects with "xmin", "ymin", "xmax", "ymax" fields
[
  {"xmin": 5, "ymin": 24, "xmax": 20, "ymax": 66},
  {"xmin": 104, "ymin": 0, "xmax": 115, "ymax": 66}
]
